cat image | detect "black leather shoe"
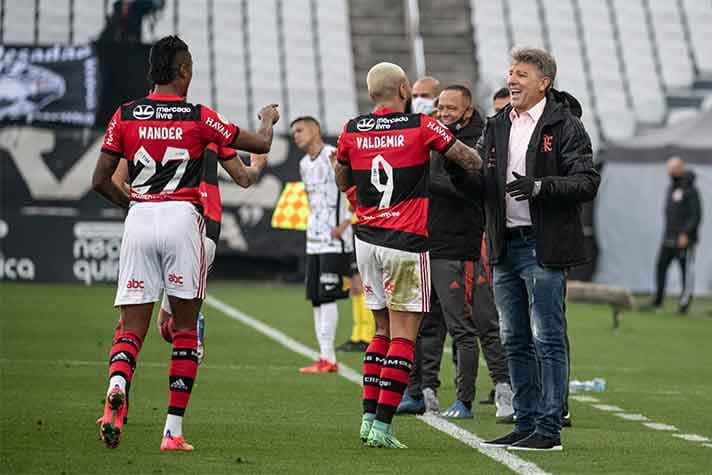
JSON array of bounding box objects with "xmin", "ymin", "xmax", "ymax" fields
[{"xmin": 508, "ymin": 433, "xmax": 562, "ymax": 451}]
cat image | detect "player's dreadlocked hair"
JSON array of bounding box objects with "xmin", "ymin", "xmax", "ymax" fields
[{"xmin": 148, "ymin": 35, "xmax": 189, "ymax": 85}]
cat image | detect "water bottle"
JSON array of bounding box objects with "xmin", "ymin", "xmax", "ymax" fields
[
  {"xmin": 196, "ymin": 313, "xmax": 205, "ymax": 365},
  {"xmin": 569, "ymin": 378, "xmax": 606, "ymax": 393}
]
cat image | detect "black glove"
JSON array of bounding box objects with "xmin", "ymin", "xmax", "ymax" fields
[{"xmin": 505, "ymin": 171, "xmax": 541, "ymax": 201}]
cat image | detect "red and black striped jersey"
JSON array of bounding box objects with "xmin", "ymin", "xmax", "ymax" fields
[
  {"xmin": 199, "ymin": 144, "xmax": 236, "ymax": 243},
  {"xmin": 337, "ymin": 108, "xmax": 455, "ymax": 252},
  {"xmin": 101, "ymin": 92, "xmax": 240, "ymax": 206}
]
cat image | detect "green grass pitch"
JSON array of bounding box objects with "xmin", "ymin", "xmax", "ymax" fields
[{"xmin": 1, "ymin": 282, "xmax": 711, "ymax": 474}]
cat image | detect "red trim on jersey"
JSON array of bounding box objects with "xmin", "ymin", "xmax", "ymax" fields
[
  {"xmin": 147, "ymin": 93, "xmax": 184, "ymax": 101},
  {"xmin": 357, "ymin": 197, "xmax": 428, "ymax": 237}
]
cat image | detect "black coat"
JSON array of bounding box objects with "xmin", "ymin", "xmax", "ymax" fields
[
  {"xmin": 451, "ymin": 89, "xmax": 601, "ymax": 268},
  {"xmin": 664, "ymin": 171, "xmax": 701, "ymax": 245},
  {"xmin": 428, "ymin": 113, "xmax": 484, "ymax": 261}
]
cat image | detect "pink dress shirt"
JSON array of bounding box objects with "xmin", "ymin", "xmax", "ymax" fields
[{"xmin": 506, "ymin": 97, "xmax": 547, "ymax": 228}]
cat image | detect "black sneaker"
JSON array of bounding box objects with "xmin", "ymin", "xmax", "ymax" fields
[
  {"xmin": 508, "ymin": 433, "xmax": 562, "ymax": 451},
  {"xmin": 561, "ymin": 411, "xmax": 572, "ymax": 428},
  {"xmin": 336, "ymin": 340, "xmax": 362, "ymax": 352},
  {"xmin": 479, "ymin": 389, "xmax": 495, "ymax": 405},
  {"xmin": 676, "ymin": 304, "xmax": 689, "ymax": 315},
  {"xmin": 481, "ymin": 430, "xmax": 532, "ymax": 447}
]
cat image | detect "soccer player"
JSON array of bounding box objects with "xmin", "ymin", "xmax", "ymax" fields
[
  {"xmin": 110, "ymin": 145, "xmax": 267, "ymax": 360},
  {"xmin": 334, "ymin": 62, "xmax": 482, "ymax": 448},
  {"xmin": 291, "ymin": 116, "xmax": 353, "ymax": 373},
  {"xmin": 91, "ymin": 35, "xmax": 279, "ymax": 451}
]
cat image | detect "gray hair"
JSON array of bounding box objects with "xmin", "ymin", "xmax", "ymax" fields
[{"xmin": 511, "ymin": 47, "xmax": 557, "ymax": 90}]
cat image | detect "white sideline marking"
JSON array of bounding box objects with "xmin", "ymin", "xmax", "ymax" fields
[
  {"xmin": 643, "ymin": 422, "xmax": 679, "ymax": 431},
  {"xmin": 613, "ymin": 413, "xmax": 649, "ymax": 422},
  {"xmin": 204, "ymin": 294, "xmax": 549, "ymax": 475},
  {"xmin": 417, "ymin": 414, "xmax": 549, "ymax": 475},
  {"xmin": 570, "ymin": 395, "xmax": 600, "ymax": 403},
  {"xmin": 591, "ymin": 404, "xmax": 625, "ymax": 412},
  {"xmin": 672, "ymin": 434, "xmax": 710, "ymax": 442},
  {"xmin": 703, "ymin": 444, "xmax": 712, "ymax": 449}
]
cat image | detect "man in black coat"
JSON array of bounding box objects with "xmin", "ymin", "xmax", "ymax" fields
[
  {"xmin": 643, "ymin": 157, "xmax": 702, "ymax": 314},
  {"xmin": 454, "ymin": 48, "xmax": 600, "ymax": 451}
]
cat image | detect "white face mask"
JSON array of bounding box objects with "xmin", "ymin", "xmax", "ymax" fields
[{"xmin": 412, "ymin": 97, "xmax": 435, "ymax": 115}]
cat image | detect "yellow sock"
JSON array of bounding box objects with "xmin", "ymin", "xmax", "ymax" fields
[
  {"xmin": 356, "ymin": 295, "xmax": 375, "ymax": 343},
  {"xmin": 350, "ymin": 295, "xmax": 361, "ymax": 343}
]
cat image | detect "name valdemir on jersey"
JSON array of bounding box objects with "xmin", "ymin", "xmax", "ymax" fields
[
  {"xmin": 356, "ymin": 134, "xmax": 405, "ymax": 149},
  {"xmin": 138, "ymin": 126, "xmax": 184, "ymax": 140}
]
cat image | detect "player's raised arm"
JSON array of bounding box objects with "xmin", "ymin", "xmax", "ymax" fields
[{"xmin": 232, "ymin": 104, "xmax": 280, "ymax": 154}]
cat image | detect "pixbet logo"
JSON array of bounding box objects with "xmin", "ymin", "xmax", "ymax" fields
[
  {"xmin": 126, "ymin": 279, "xmax": 145, "ymax": 289},
  {"xmin": 168, "ymin": 273, "xmax": 184, "ymax": 286}
]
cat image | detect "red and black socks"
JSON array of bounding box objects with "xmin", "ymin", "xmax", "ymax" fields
[
  {"xmin": 362, "ymin": 335, "xmax": 390, "ymax": 415},
  {"xmin": 375, "ymin": 337, "xmax": 415, "ymax": 424},
  {"xmin": 164, "ymin": 329, "xmax": 199, "ymax": 437},
  {"xmin": 107, "ymin": 330, "xmax": 143, "ymax": 396}
]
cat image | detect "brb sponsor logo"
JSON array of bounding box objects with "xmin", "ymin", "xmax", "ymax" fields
[
  {"xmin": 126, "ymin": 279, "xmax": 145, "ymax": 289},
  {"xmin": 168, "ymin": 273, "xmax": 184, "ymax": 286},
  {"xmin": 72, "ymin": 222, "xmax": 123, "ymax": 285}
]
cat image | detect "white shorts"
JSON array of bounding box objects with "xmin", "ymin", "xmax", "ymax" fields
[
  {"xmin": 160, "ymin": 237, "xmax": 216, "ymax": 314},
  {"xmin": 114, "ymin": 202, "xmax": 207, "ymax": 306},
  {"xmin": 354, "ymin": 236, "xmax": 431, "ymax": 313}
]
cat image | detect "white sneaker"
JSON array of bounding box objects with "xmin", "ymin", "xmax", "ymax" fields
[
  {"xmin": 495, "ymin": 382, "xmax": 514, "ymax": 418},
  {"xmin": 422, "ymin": 387, "xmax": 440, "ymax": 413}
]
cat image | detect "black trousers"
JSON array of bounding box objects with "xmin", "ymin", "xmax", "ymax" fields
[
  {"xmin": 406, "ymin": 259, "xmax": 477, "ymax": 402},
  {"xmin": 654, "ymin": 244, "xmax": 696, "ymax": 309}
]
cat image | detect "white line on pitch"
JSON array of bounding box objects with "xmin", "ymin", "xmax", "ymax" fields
[
  {"xmin": 591, "ymin": 404, "xmax": 625, "ymax": 412},
  {"xmin": 205, "ymin": 293, "xmax": 549, "ymax": 475},
  {"xmin": 613, "ymin": 413, "xmax": 649, "ymax": 422},
  {"xmin": 643, "ymin": 422, "xmax": 679, "ymax": 431},
  {"xmin": 672, "ymin": 434, "xmax": 710, "ymax": 442}
]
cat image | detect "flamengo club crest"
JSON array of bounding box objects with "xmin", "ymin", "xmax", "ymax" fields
[{"xmin": 541, "ymin": 134, "xmax": 553, "ymax": 153}]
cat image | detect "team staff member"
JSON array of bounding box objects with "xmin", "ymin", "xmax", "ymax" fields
[
  {"xmin": 643, "ymin": 157, "xmax": 702, "ymax": 314},
  {"xmin": 457, "ymin": 48, "xmax": 600, "ymax": 451},
  {"xmin": 92, "ymin": 35, "xmax": 279, "ymax": 451},
  {"xmin": 335, "ymin": 62, "xmax": 482, "ymax": 449}
]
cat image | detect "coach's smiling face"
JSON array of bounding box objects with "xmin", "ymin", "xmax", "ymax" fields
[{"xmin": 507, "ymin": 61, "xmax": 549, "ymax": 114}]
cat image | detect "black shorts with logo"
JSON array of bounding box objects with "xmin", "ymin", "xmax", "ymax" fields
[{"xmin": 305, "ymin": 253, "xmax": 351, "ymax": 306}]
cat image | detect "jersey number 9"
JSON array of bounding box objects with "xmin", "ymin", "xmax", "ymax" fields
[{"xmin": 370, "ymin": 154, "xmax": 393, "ymax": 209}]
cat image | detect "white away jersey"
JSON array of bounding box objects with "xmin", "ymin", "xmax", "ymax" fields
[{"xmin": 299, "ymin": 144, "xmax": 354, "ymax": 255}]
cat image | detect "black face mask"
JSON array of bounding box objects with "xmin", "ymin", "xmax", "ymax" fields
[{"xmin": 446, "ymin": 112, "xmax": 470, "ymax": 133}]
